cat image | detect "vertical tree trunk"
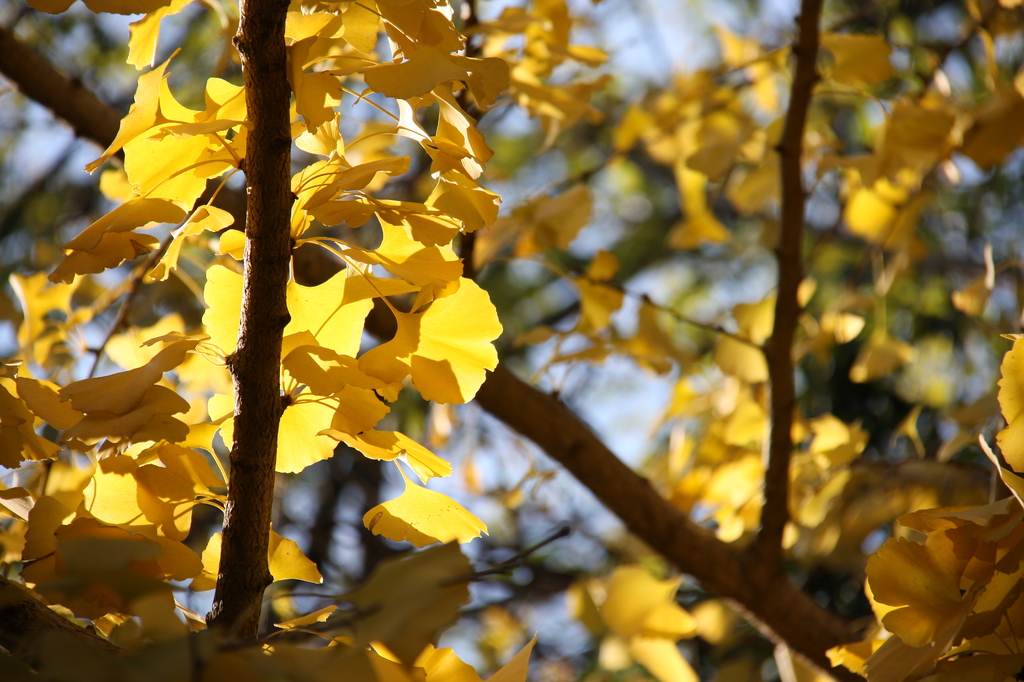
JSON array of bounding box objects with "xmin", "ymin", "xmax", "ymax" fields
[{"xmin": 206, "ymin": 0, "xmax": 293, "ymax": 641}]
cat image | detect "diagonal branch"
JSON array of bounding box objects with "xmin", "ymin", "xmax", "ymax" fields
[
  {"xmin": 754, "ymin": 0, "xmax": 823, "ymax": 574},
  {"xmin": 364, "ymin": 305, "xmax": 861, "ymax": 679},
  {"xmin": 2, "ymin": 24, "xmax": 862, "ymax": 679},
  {"xmin": 0, "ymin": 575, "xmax": 125, "ymax": 665},
  {"xmin": 0, "ymin": 24, "xmax": 121, "ymax": 155}
]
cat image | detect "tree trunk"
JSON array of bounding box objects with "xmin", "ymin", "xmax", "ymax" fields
[{"xmin": 205, "ymin": 0, "xmax": 293, "ymax": 642}]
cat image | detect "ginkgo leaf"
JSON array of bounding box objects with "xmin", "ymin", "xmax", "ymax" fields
[
  {"xmin": 204, "ymin": 265, "xmax": 381, "ymax": 358},
  {"xmin": 276, "ymin": 392, "xmax": 339, "ymax": 474},
  {"xmin": 0, "ymin": 487, "xmax": 34, "ymax": 521},
  {"xmin": 326, "ymin": 429, "xmax": 452, "ymax": 482},
  {"xmin": 59, "ymin": 338, "xmax": 197, "ymax": 443},
  {"xmin": 126, "ymin": 0, "xmax": 192, "ymax": 69},
  {"xmin": 275, "ymin": 605, "xmax": 338, "ymax": 630},
  {"xmin": 0, "ymin": 382, "xmax": 61, "ymax": 468},
  {"xmin": 341, "ymin": 0, "xmax": 380, "ymax": 52},
  {"xmin": 713, "ymin": 337, "xmax": 767, "ymax": 383},
  {"xmin": 63, "ymin": 384, "xmax": 191, "ymax": 445},
  {"xmin": 574, "ymin": 279, "xmax": 624, "ymax": 334},
  {"xmin": 268, "ymin": 529, "xmax": 323, "ymax": 583},
  {"xmin": 27, "ymin": 0, "xmax": 173, "ymax": 15},
  {"xmin": 628, "ymin": 636, "xmax": 699, "ymax": 682},
  {"xmin": 359, "ymin": 278, "xmax": 502, "ymax": 404},
  {"xmin": 149, "ymin": 205, "xmax": 234, "ymax": 281},
  {"xmin": 364, "ymin": 45, "xmax": 509, "ymax": 107},
  {"xmin": 821, "ymin": 34, "xmax": 894, "ymax": 87},
  {"xmin": 669, "ymin": 165, "xmax": 730, "ymax": 249},
  {"xmin": 866, "ymin": 531, "xmax": 972, "ymax": 647},
  {"xmin": 49, "ymin": 231, "xmax": 160, "ymax": 284},
  {"xmin": 283, "ymin": 345, "xmax": 386, "ymax": 395},
  {"xmin": 62, "ymin": 198, "xmax": 187, "ymax": 253},
  {"xmin": 809, "ymin": 414, "xmax": 868, "ymax": 466},
  {"xmin": 487, "ymin": 636, "xmax": 537, "ymax": 682},
  {"xmin": 86, "ymin": 54, "xmax": 175, "ymax": 172},
  {"xmin": 344, "ymin": 217, "xmax": 462, "ymax": 296},
  {"xmin": 415, "ymin": 645, "xmax": 481, "ymax": 682},
  {"xmin": 997, "ymin": 338, "xmax": 1024, "ymax": 473},
  {"xmin": 362, "ymin": 470, "xmax": 486, "ymax": 547},
  {"xmin": 587, "ymin": 250, "xmax": 619, "ymax": 281},
  {"xmin": 426, "ymin": 173, "xmax": 502, "ymax": 233},
  {"xmin": 849, "ymin": 332, "xmax": 917, "ymax": 383},
  {"xmin": 340, "ymin": 541, "xmax": 471, "ymax": 664},
  {"xmin": 599, "ymin": 566, "xmax": 693, "ymax": 640},
  {"xmin": 190, "ymin": 529, "xmax": 321, "ymax": 591}
]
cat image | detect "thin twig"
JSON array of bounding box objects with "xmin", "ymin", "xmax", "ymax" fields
[
  {"xmin": 457, "ymin": 0, "xmax": 481, "ymax": 278},
  {"xmin": 86, "ymin": 231, "xmax": 176, "ymax": 378},
  {"xmin": 471, "ymin": 525, "xmax": 572, "ymax": 580},
  {"xmin": 753, "ymin": 0, "xmax": 822, "ymax": 574}
]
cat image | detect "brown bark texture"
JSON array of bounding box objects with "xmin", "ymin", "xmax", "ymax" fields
[{"xmin": 204, "ymin": 0, "xmax": 294, "ymax": 641}]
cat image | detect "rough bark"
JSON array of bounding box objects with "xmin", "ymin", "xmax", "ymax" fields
[
  {"xmin": 754, "ymin": 0, "xmax": 823, "ymax": 572},
  {"xmin": 205, "ymin": 0, "xmax": 293, "ymax": 641}
]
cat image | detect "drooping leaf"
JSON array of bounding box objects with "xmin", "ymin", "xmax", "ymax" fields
[{"xmin": 363, "ymin": 470, "xmax": 486, "ymax": 547}]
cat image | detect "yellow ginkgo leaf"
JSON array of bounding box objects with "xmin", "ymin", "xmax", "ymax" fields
[
  {"xmin": 488, "ymin": 635, "xmax": 537, "ymax": 682},
  {"xmin": 599, "ymin": 566, "xmax": 689, "ymax": 639},
  {"xmin": 362, "ymin": 470, "xmax": 486, "ymax": 547},
  {"xmin": 204, "ymin": 265, "xmax": 383, "ymax": 358},
  {"xmin": 327, "ymin": 429, "xmax": 452, "ymax": 482},
  {"xmin": 668, "ymin": 166, "xmax": 729, "ymax": 250},
  {"xmin": 0, "ymin": 382, "xmax": 61, "ymax": 468},
  {"xmin": 997, "ymin": 341, "xmax": 1024, "ymax": 473},
  {"xmin": 359, "ymin": 278, "xmax": 502, "ymax": 404},
  {"xmin": 276, "ymin": 392, "xmax": 340, "ymax": 474},
  {"xmin": 126, "ymin": 0, "xmax": 192, "ymax": 69},
  {"xmin": 713, "ymin": 337, "xmax": 767, "ymax": 383},
  {"xmin": 190, "ymin": 528, "xmax": 321, "ymax": 591},
  {"xmin": 628, "ymin": 636, "xmax": 699, "ymax": 682},
  {"xmin": 283, "ymin": 345, "xmax": 386, "ymax": 395},
  {"xmin": 575, "ymin": 279, "xmax": 624, "ymax": 334},
  {"xmin": 63, "ymin": 385, "xmax": 191, "ymax": 446},
  {"xmin": 86, "ymin": 53, "xmax": 172, "ymax": 172},
  {"xmin": 326, "ymin": 385, "xmax": 390, "ymax": 437},
  {"xmin": 334, "ymin": 542, "xmax": 470, "ymax": 667},
  {"xmin": 268, "ymin": 529, "xmax": 323, "ymax": 584},
  {"xmin": 426, "ymin": 173, "xmax": 501, "ymax": 233},
  {"xmin": 587, "ymin": 250, "xmax": 619, "ymax": 282},
  {"xmin": 49, "ymin": 231, "xmax": 160, "ymax": 283},
  {"xmin": 415, "ymin": 645, "xmax": 482, "ymax": 682},
  {"xmin": 951, "ymin": 276, "xmax": 992, "ymax": 317},
  {"xmin": 149, "ymin": 205, "xmax": 234, "ymax": 281},
  {"xmin": 866, "ymin": 531, "xmax": 972, "ymax": 647},
  {"xmin": 821, "ymin": 34, "xmax": 894, "ymax": 87},
  {"xmin": 808, "ymin": 414, "xmax": 867, "ymax": 466},
  {"xmin": 364, "ymin": 45, "xmax": 509, "ymax": 107},
  {"xmin": 345, "ymin": 217, "xmax": 462, "ymax": 297},
  {"xmin": 849, "ymin": 332, "xmax": 917, "ymax": 383}
]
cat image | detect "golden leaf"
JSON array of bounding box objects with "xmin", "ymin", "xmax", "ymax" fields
[
  {"xmin": 821, "ymin": 34, "xmax": 894, "ymax": 87},
  {"xmin": 359, "ymin": 278, "xmax": 502, "ymax": 404},
  {"xmin": 362, "ymin": 470, "xmax": 486, "ymax": 547}
]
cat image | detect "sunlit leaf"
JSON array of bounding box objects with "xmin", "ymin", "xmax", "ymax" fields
[
  {"xmin": 360, "ymin": 278, "xmax": 502, "ymax": 404},
  {"xmin": 363, "ymin": 470, "xmax": 486, "ymax": 547}
]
